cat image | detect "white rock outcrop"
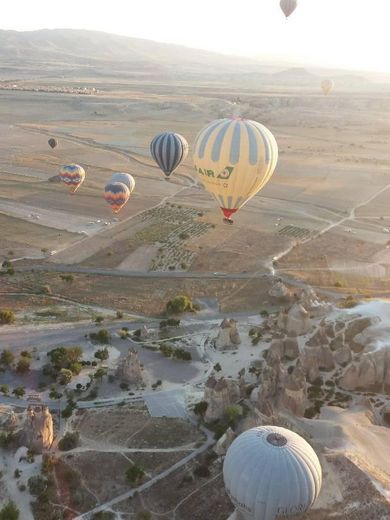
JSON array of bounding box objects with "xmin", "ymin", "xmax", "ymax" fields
[{"xmin": 215, "ymin": 319, "xmax": 241, "ymax": 350}]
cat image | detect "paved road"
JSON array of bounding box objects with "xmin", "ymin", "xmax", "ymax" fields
[{"xmin": 16, "ymin": 263, "xmax": 268, "ymax": 279}]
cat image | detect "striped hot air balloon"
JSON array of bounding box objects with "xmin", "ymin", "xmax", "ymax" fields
[
  {"xmin": 104, "ymin": 182, "xmax": 130, "ymax": 214},
  {"xmin": 280, "ymin": 0, "xmax": 298, "ymax": 18},
  {"xmin": 59, "ymin": 164, "xmax": 85, "ymax": 193},
  {"xmin": 111, "ymin": 173, "xmax": 135, "ymax": 193},
  {"xmin": 193, "ymin": 118, "xmax": 278, "ymax": 223},
  {"xmin": 150, "ymin": 132, "xmax": 189, "ymax": 178}
]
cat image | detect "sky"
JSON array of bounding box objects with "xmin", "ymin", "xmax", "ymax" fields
[{"xmin": 2, "ymin": 0, "xmax": 390, "ymax": 73}]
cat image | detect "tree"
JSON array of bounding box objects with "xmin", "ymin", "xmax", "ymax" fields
[
  {"xmin": 0, "ymin": 384, "xmax": 9, "ymax": 395},
  {"xmin": 94, "ymin": 348, "xmax": 109, "ymax": 362},
  {"xmin": 160, "ymin": 344, "xmax": 173, "ymax": 357},
  {"xmin": 95, "ymin": 316, "xmax": 104, "ymax": 324},
  {"xmin": 166, "ymin": 295, "xmax": 193, "ymax": 315},
  {"xmin": 12, "ymin": 386, "xmax": 25, "ymax": 398},
  {"xmin": 58, "ymin": 431, "xmax": 80, "ymax": 451},
  {"xmin": 49, "ymin": 388, "xmax": 62, "ymax": 400},
  {"xmin": 58, "ymin": 368, "xmax": 73, "ymax": 386},
  {"xmin": 0, "ymin": 310, "xmax": 15, "ymax": 325},
  {"xmin": 194, "ymin": 401, "xmax": 208, "ymax": 417},
  {"xmin": 28, "ymin": 475, "xmax": 48, "ymax": 496},
  {"xmin": 224, "ymin": 405, "xmax": 242, "ymax": 427},
  {"xmin": 16, "ymin": 356, "xmax": 31, "ymax": 374},
  {"xmin": 0, "ymin": 501, "xmax": 19, "ymax": 520},
  {"xmin": 89, "ymin": 329, "xmax": 111, "ymax": 344},
  {"xmin": 0, "ymin": 349, "xmax": 14, "ymax": 366},
  {"xmin": 126, "ymin": 464, "xmax": 145, "ymax": 484},
  {"xmin": 116, "ymin": 310, "xmax": 123, "ymax": 319},
  {"xmin": 94, "ymin": 368, "xmax": 107, "ymax": 383},
  {"xmin": 213, "ymin": 363, "xmax": 222, "ymax": 372}
]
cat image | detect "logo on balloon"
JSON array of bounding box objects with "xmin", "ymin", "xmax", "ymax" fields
[{"xmin": 217, "ymin": 166, "xmax": 234, "ymax": 180}]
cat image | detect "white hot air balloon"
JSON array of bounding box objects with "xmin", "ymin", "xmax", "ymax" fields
[
  {"xmin": 111, "ymin": 172, "xmax": 135, "ymax": 194},
  {"xmin": 223, "ymin": 426, "xmax": 322, "ymax": 520}
]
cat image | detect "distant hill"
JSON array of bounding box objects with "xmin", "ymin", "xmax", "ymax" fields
[
  {"xmin": 0, "ymin": 28, "xmax": 263, "ymax": 76},
  {"xmin": 0, "ymin": 29, "xmax": 380, "ymax": 90}
]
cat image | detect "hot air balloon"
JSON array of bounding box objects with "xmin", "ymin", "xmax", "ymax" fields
[
  {"xmin": 111, "ymin": 173, "xmax": 135, "ymax": 194},
  {"xmin": 280, "ymin": 0, "xmax": 297, "ymax": 18},
  {"xmin": 193, "ymin": 118, "xmax": 278, "ymax": 223},
  {"xmin": 223, "ymin": 426, "xmax": 322, "ymax": 520},
  {"xmin": 321, "ymin": 79, "xmax": 335, "ymax": 95},
  {"xmin": 48, "ymin": 138, "xmax": 58, "ymax": 149},
  {"xmin": 150, "ymin": 132, "xmax": 189, "ymax": 178},
  {"xmin": 104, "ymin": 182, "xmax": 130, "ymax": 214},
  {"xmin": 59, "ymin": 164, "xmax": 85, "ymax": 194}
]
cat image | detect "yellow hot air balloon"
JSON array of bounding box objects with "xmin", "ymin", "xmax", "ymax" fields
[
  {"xmin": 321, "ymin": 79, "xmax": 335, "ymax": 95},
  {"xmin": 193, "ymin": 118, "xmax": 278, "ymax": 223}
]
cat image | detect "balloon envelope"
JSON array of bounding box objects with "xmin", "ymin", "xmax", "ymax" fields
[
  {"xmin": 111, "ymin": 173, "xmax": 135, "ymax": 193},
  {"xmin": 59, "ymin": 164, "xmax": 85, "ymax": 193},
  {"xmin": 193, "ymin": 118, "xmax": 278, "ymax": 222},
  {"xmin": 280, "ymin": 0, "xmax": 298, "ymax": 18},
  {"xmin": 321, "ymin": 79, "xmax": 335, "ymax": 95},
  {"xmin": 150, "ymin": 132, "xmax": 189, "ymax": 177},
  {"xmin": 48, "ymin": 138, "xmax": 58, "ymax": 149},
  {"xmin": 223, "ymin": 426, "xmax": 322, "ymax": 520},
  {"xmin": 104, "ymin": 182, "xmax": 130, "ymax": 214}
]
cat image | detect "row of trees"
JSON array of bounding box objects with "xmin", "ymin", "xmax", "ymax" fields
[{"xmin": 159, "ymin": 343, "xmax": 192, "ymax": 361}]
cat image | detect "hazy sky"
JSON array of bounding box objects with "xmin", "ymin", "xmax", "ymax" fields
[{"xmin": 2, "ymin": 0, "xmax": 390, "ymax": 72}]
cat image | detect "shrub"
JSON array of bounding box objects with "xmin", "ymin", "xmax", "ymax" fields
[
  {"xmin": 0, "ymin": 349, "xmax": 14, "ymax": 366},
  {"xmin": 213, "ymin": 363, "xmax": 222, "ymax": 372},
  {"xmin": 194, "ymin": 401, "xmax": 208, "ymax": 416},
  {"xmin": 12, "ymin": 386, "xmax": 25, "ymax": 398},
  {"xmin": 16, "ymin": 356, "xmax": 31, "ymax": 374},
  {"xmin": 116, "ymin": 310, "xmax": 123, "ymax": 319},
  {"xmin": 60, "ymin": 274, "xmax": 74, "ymax": 283},
  {"xmin": 89, "ymin": 329, "xmax": 111, "ymax": 344},
  {"xmin": 28, "ymin": 475, "xmax": 48, "ymax": 496},
  {"xmin": 166, "ymin": 295, "xmax": 193, "ymax": 315},
  {"xmin": 194, "ymin": 465, "xmax": 210, "ymax": 478},
  {"xmin": 0, "ymin": 310, "xmax": 15, "ymax": 325},
  {"xmin": 0, "ymin": 501, "xmax": 19, "ymax": 520},
  {"xmin": 58, "ymin": 432, "xmax": 80, "ymax": 451},
  {"xmin": 126, "ymin": 465, "xmax": 145, "ymax": 484}
]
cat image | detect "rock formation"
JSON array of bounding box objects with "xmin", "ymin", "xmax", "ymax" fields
[
  {"xmin": 0, "ymin": 406, "xmax": 17, "ymax": 430},
  {"xmin": 277, "ymin": 303, "xmax": 311, "ymax": 336},
  {"xmin": 300, "ymin": 345, "xmax": 335, "ymax": 383},
  {"xmin": 257, "ymin": 357, "xmax": 307, "ymax": 417},
  {"xmin": 215, "ymin": 319, "xmax": 241, "ymax": 350},
  {"xmin": 333, "ymin": 345, "xmax": 353, "ymax": 367},
  {"xmin": 299, "ymin": 287, "xmax": 333, "ymax": 318},
  {"xmin": 268, "ymin": 281, "xmax": 292, "ymax": 302},
  {"xmin": 116, "ymin": 348, "xmax": 143, "ymax": 384},
  {"xmin": 203, "ymin": 376, "xmax": 240, "ymax": 422},
  {"xmin": 214, "ymin": 427, "xmax": 235, "ymax": 456},
  {"xmin": 23, "ymin": 406, "xmax": 54, "ymax": 453},
  {"xmin": 139, "ymin": 325, "xmax": 149, "ymax": 341},
  {"xmin": 268, "ymin": 333, "xmax": 299, "ymax": 362},
  {"xmin": 339, "ymin": 347, "xmax": 390, "ymax": 393}
]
